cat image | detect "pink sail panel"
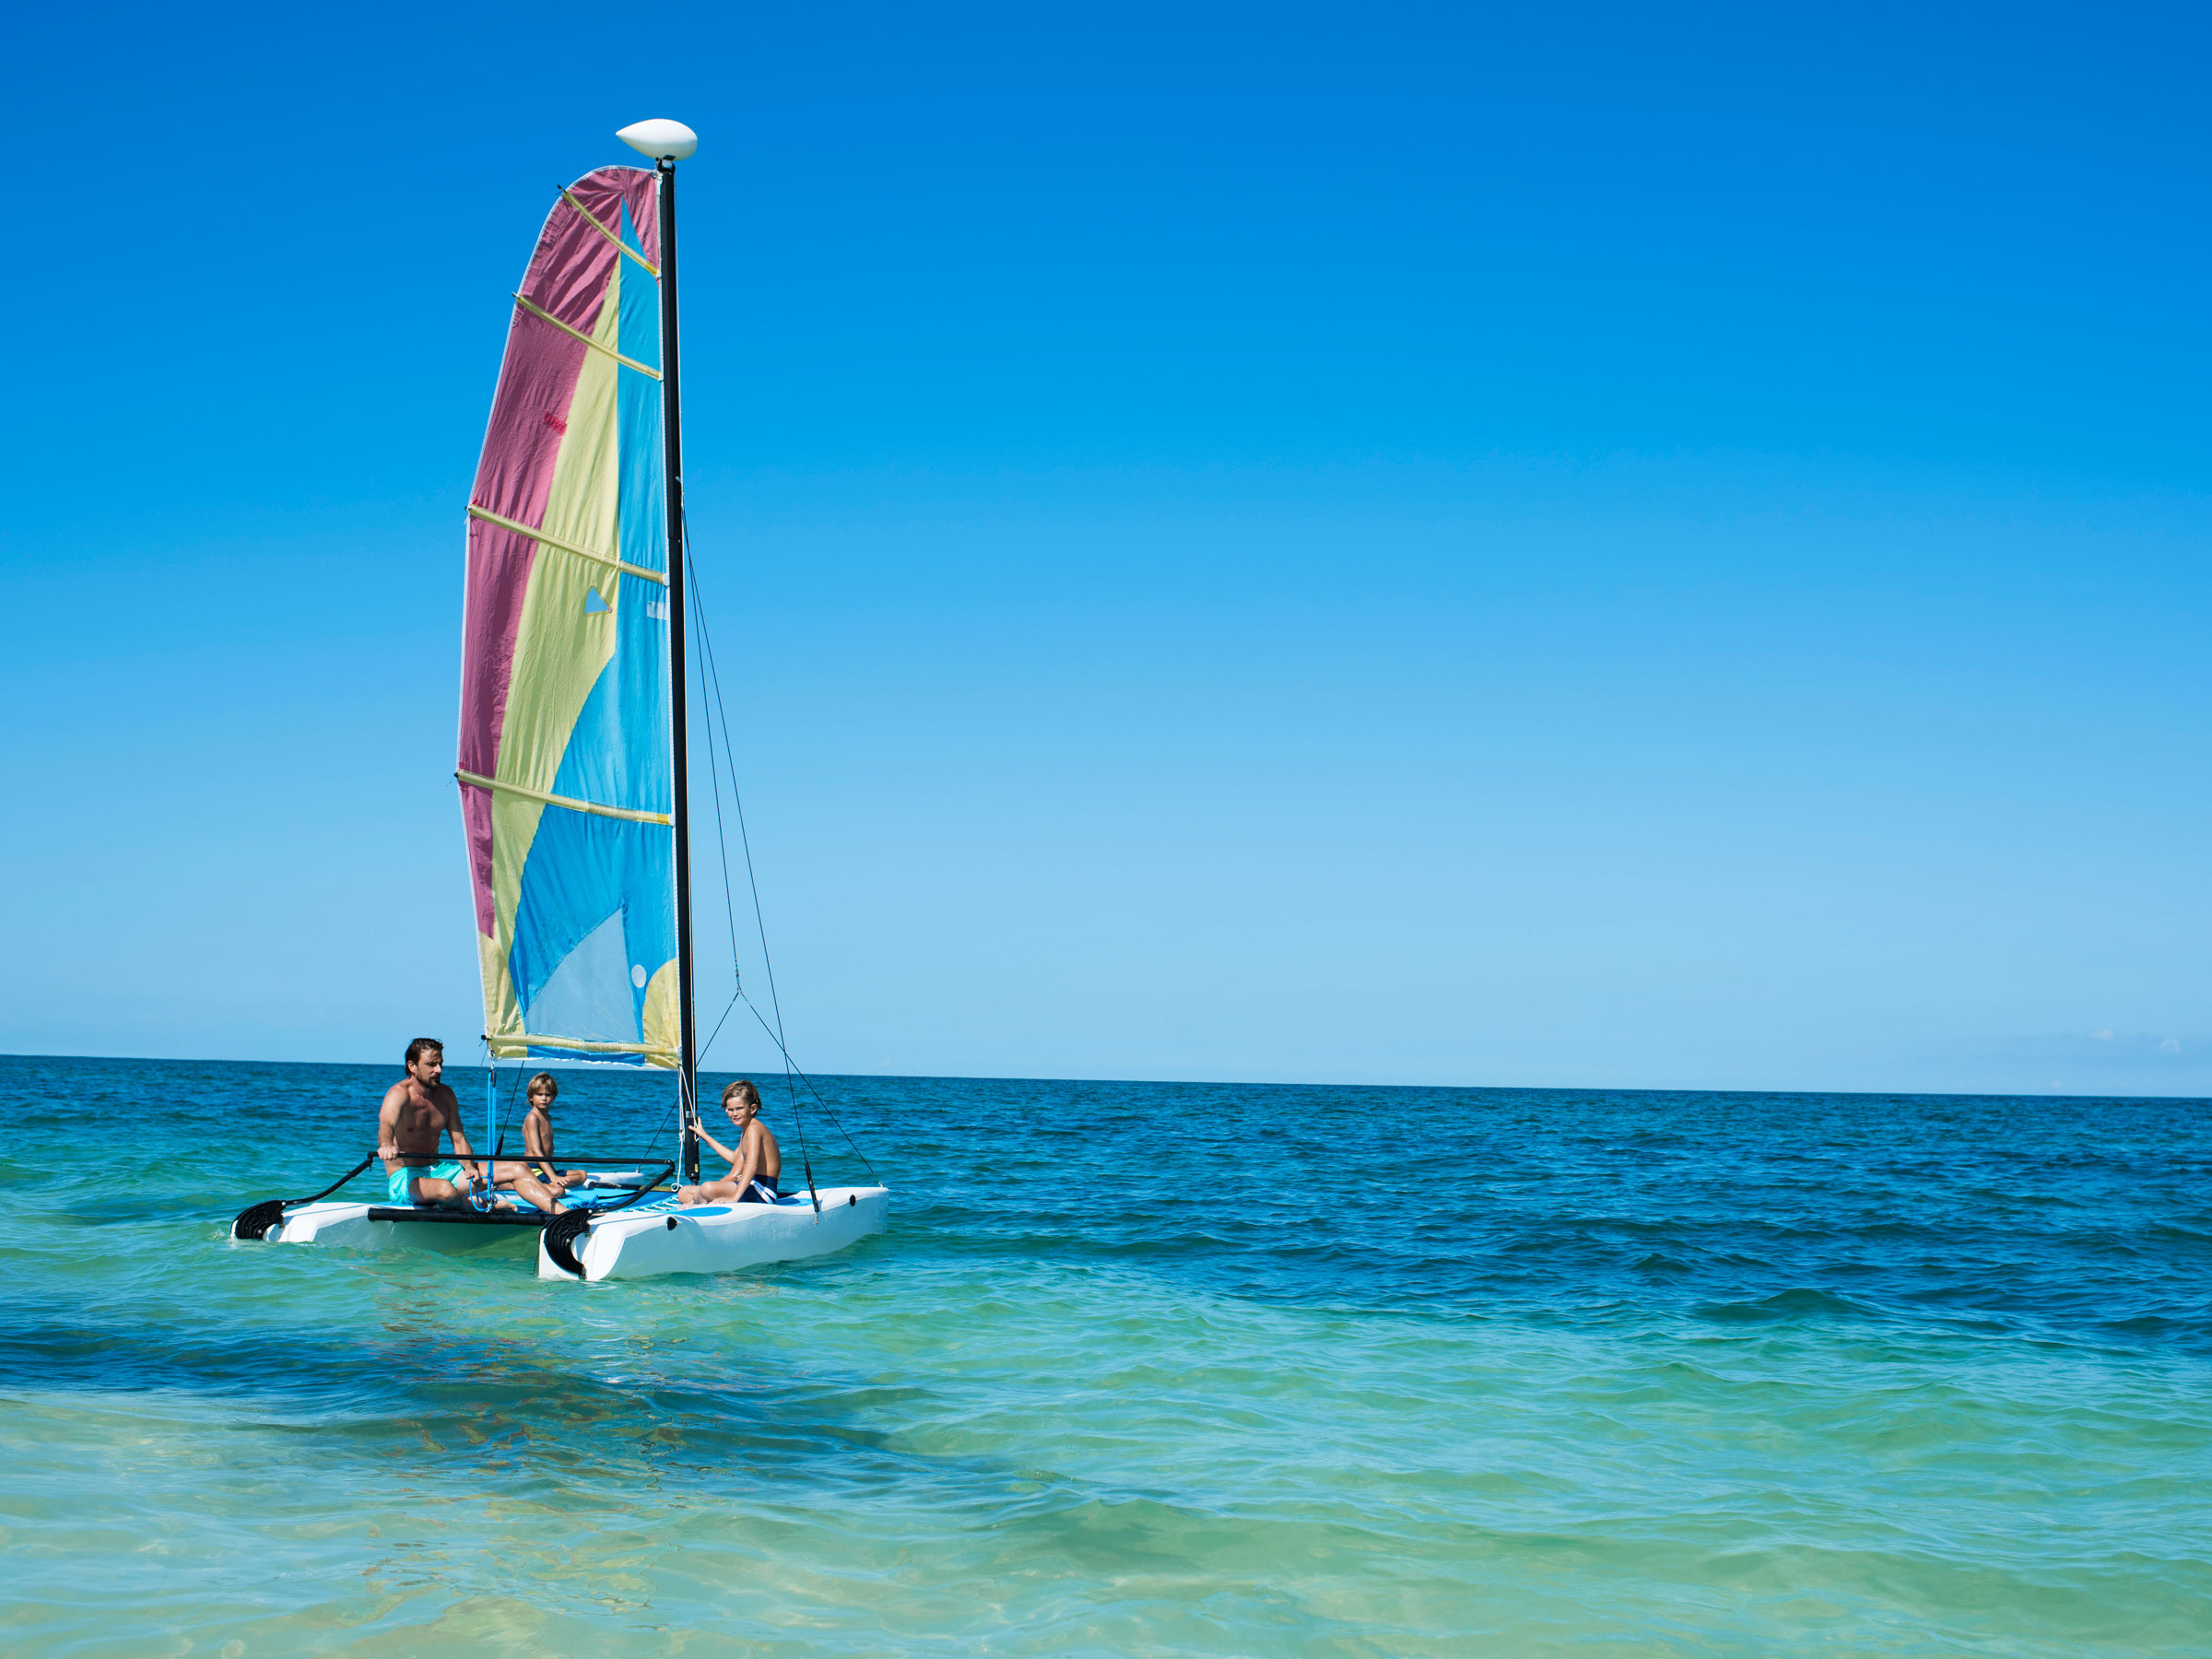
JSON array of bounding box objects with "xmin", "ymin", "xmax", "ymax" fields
[{"xmin": 459, "ymin": 168, "xmax": 660, "ymax": 801}]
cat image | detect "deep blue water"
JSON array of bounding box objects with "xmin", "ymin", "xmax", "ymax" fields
[{"xmin": 2, "ymin": 1054, "xmax": 2208, "ymax": 1654}]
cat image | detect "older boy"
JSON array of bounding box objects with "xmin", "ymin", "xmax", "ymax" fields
[{"xmin": 677, "ymin": 1080, "xmax": 782, "ymax": 1206}]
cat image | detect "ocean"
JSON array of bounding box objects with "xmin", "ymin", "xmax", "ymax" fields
[{"xmin": 2, "ymin": 1053, "xmax": 2206, "ymax": 1655}]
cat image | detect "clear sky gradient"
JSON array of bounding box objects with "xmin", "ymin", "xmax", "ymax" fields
[{"xmin": 5, "ymin": 2, "xmax": 2206, "ymax": 1093}]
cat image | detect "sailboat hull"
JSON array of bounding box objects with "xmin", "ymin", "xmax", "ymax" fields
[
  {"xmin": 539, "ymin": 1185, "xmax": 889, "ymax": 1281},
  {"xmin": 247, "ymin": 1202, "xmax": 544, "ymax": 1255},
  {"xmin": 236, "ymin": 1185, "xmax": 888, "ymax": 1279}
]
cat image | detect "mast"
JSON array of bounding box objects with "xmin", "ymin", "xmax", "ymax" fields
[
  {"xmin": 619, "ymin": 119, "xmax": 703, "ymax": 1182},
  {"xmin": 660, "ymin": 158, "xmax": 698, "ymax": 1183}
]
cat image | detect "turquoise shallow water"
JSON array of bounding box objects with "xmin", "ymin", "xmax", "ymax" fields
[{"xmin": 2, "ymin": 1055, "xmax": 2209, "ymax": 1656}]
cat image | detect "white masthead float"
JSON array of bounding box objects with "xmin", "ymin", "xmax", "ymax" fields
[{"xmin": 231, "ymin": 122, "xmax": 888, "ymax": 1280}]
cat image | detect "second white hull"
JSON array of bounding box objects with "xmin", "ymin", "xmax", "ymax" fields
[{"xmin": 540, "ymin": 1185, "xmax": 890, "ymax": 1281}]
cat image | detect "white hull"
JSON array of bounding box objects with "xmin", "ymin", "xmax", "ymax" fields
[
  {"xmin": 539, "ymin": 1185, "xmax": 890, "ymax": 1281},
  {"xmin": 250, "ymin": 1202, "xmax": 540, "ymax": 1254},
  {"xmin": 238, "ymin": 1186, "xmax": 891, "ymax": 1281}
]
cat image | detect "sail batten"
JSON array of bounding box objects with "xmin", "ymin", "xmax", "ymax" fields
[
  {"xmin": 460, "ymin": 167, "xmax": 676, "ymax": 1069},
  {"xmin": 561, "ymin": 187, "xmax": 662, "ymax": 276},
  {"xmin": 455, "ymin": 771, "xmax": 671, "ymax": 825},
  {"xmin": 513, "ymin": 293, "xmax": 663, "ymax": 378},
  {"xmin": 488, "ymin": 1034, "xmax": 680, "ymax": 1060},
  {"xmin": 465, "ymin": 505, "xmax": 667, "ymax": 585}
]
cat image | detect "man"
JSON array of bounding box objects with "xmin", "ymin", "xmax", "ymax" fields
[{"xmin": 377, "ymin": 1039, "xmax": 483, "ymax": 1207}]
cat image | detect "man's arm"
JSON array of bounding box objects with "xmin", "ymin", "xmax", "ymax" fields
[
  {"xmin": 441, "ymin": 1091, "xmax": 481, "ymax": 1177},
  {"xmin": 376, "ymin": 1086, "xmax": 406, "ymax": 1171}
]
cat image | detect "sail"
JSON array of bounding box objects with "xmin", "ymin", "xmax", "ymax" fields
[{"xmin": 457, "ymin": 167, "xmax": 677, "ymax": 1066}]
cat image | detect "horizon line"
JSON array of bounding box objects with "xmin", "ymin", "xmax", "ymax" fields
[{"xmin": 2, "ymin": 1050, "xmax": 2206, "ymax": 1105}]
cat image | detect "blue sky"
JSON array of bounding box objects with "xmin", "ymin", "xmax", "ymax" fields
[{"xmin": 4, "ymin": 2, "xmax": 2206, "ymax": 1093}]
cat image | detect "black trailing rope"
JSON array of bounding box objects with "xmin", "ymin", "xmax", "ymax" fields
[
  {"xmin": 229, "ymin": 1152, "xmax": 378, "ymax": 1241},
  {"xmin": 543, "ymin": 1209, "xmax": 594, "ymax": 1277},
  {"xmin": 541, "ymin": 1158, "xmax": 679, "ymax": 1277}
]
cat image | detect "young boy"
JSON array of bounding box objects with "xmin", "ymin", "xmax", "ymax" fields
[
  {"xmin": 677, "ymin": 1079, "xmax": 782, "ymax": 1206},
  {"xmin": 492, "ymin": 1072, "xmax": 587, "ymax": 1215}
]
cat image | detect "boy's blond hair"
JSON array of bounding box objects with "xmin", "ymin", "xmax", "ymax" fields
[
  {"xmin": 526, "ymin": 1072, "xmax": 559, "ymax": 1100},
  {"xmin": 722, "ymin": 1078, "xmax": 761, "ymax": 1109}
]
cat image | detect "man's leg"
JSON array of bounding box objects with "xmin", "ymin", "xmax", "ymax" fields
[{"xmin": 410, "ymin": 1173, "xmax": 471, "ymax": 1206}]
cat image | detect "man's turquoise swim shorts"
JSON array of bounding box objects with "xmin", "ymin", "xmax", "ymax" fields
[{"xmin": 388, "ymin": 1160, "xmax": 465, "ymax": 1205}]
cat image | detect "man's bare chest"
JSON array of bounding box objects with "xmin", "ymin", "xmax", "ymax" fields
[{"xmin": 398, "ymin": 1093, "xmax": 453, "ymax": 1137}]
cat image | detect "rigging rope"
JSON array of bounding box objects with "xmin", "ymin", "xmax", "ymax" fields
[
  {"xmin": 684, "ymin": 525, "xmax": 822, "ymax": 1208},
  {"xmin": 474, "ymin": 1045, "xmax": 533, "ymax": 1211},
  {"xmin": 739, "ymin": 995, "xmax": 881, "ymax": 1185},
  {"xmin": 642, "ymin": 986, "xmax": 743, "ymax": 1155},
  {"xmin": 477, "ymin": 1041, "xmax": 498, "ymax": 1211}
]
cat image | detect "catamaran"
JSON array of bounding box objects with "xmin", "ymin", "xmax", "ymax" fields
[{"xmin": 231, "ymin": 121, "xmax": 889, "ymax": 1281}]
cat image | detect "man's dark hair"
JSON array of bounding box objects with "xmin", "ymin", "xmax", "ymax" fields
[{"xmin": 405, "ymin": 1038, "xmax": 445, "ymax": 1068}]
